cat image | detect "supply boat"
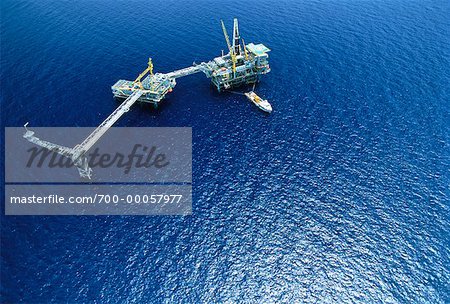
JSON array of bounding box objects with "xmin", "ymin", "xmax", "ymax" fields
[{"xmin": 245, "ymin": 91, "xmax": 272, "ymax": 113}]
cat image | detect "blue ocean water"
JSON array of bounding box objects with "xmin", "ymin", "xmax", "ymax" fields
[{"xmin": 1, "ymin": 0, "xmax": 449, "ymax": 302}]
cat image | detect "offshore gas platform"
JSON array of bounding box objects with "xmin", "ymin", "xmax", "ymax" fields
[
  {"xmin": 23, "ymin": 19, "xmax": 271, "ymax": 178},
  {"xmin": 112, "ymin": 19, "xmax": 270, "ymax": 106}
]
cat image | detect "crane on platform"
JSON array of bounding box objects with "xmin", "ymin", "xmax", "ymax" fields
[
  {"xmin": 133, "ymin": 57, "xmax": 153, "ymax": 89},
  {"xmin": 221, "ymin": 20, "xmax": 237, "ymax": 74}
]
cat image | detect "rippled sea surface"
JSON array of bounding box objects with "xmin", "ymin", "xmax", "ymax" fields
[{"xmin": 1, "ymin": 0, "xmax": 449, "ymax": 302}]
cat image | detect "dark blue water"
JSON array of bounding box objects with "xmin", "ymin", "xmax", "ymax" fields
[{"xmin": 1, "ymin": 0, "xmax": 449, "ymax": 302}]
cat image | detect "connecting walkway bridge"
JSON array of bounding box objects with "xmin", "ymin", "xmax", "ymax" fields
[
  {"xmin": 164, "ymin": 65, "xmax": 203, "ymax": 79},
  {"xmin": 23, "ymin": 90, "xmax": 144, "ymax": 179},
  {"xmin": 75, "ymin": 90, "xmax": 143, "ymax": 153}
]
